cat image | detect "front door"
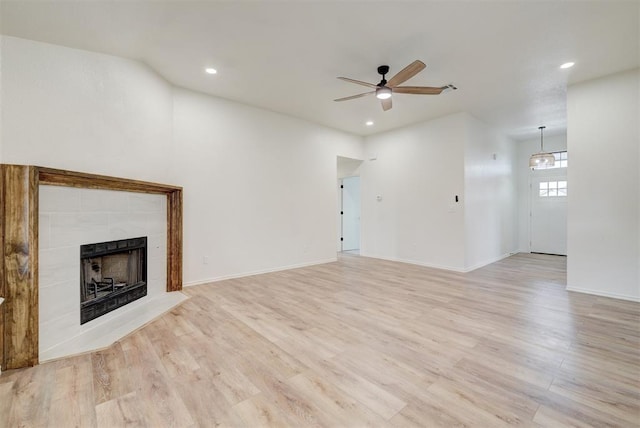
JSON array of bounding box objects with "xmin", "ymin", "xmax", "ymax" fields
[{"xmin": 530, "ymin": 174, "xmax": 567, "ymax": 255}]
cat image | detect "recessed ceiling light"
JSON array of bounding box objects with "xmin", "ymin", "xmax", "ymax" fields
[
  {"xmin": 366, "ymin": 120, "xmax": 374, "ymax": 126},
  {"xmin": 205, "ymin": 67, "xmax": 218, "ymax": 74},
  {"xmin": 560, "ymin": 62, "xmax": 575, "ymax": 69}
]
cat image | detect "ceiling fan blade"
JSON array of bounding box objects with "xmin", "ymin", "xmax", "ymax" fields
[
  {"xmin": 337, "ymin": 77, "xmax": 378, "ymax": 88},
  {"xmin": 393, "ymin": 86, "xmax": 445, "ymax": 95},
  {"xmin": 387, "ymin": 60, "xmax": 426, "ymax": 87},
  {"xmin": 381, "ymin": 97, "xmax": 392, "ymax": 111},
  {"xmin": 334, "ymin": 91, "xmax": 375, "ymax": 102}
]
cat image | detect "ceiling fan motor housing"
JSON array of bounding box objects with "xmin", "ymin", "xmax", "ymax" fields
[{"xmin": 377, "ymin": 65, "xmax": 390, "ymax": 86}]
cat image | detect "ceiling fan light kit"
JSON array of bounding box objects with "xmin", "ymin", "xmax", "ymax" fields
[
  {"xmin": 529, "ymin": 126, "xmax": 555, "ymax": 169},
  {"xmin": 376, "ymin": 87, "xmax": 392, "ymax": 99},
  {"xmin": 335, "ymin": 60, "xmax": 457, "ymax": 111}
]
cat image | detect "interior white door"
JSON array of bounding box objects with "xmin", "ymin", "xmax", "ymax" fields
[
  {"xmin": 341, "ymin": 176, "xmax": 360, "ymax": 251},
  {"xmin": 530, "ymin": 174, "xmax": 567, "ymax": 255}
]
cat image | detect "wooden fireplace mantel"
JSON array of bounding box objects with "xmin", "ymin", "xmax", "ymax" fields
[{"xmin": 0, "ymin": 165, "xmax": 183, "ymax": 370}]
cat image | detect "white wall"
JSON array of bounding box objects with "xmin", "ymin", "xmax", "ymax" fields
[
  {"xmin": 0, "ymin": 36, "xmax": 174, "ymax": 182},
  {"xmin": 0, "ymin": 36, "xmax": 364, "ymax": 287},
  {"xmin": 464, "ymin": 115, "xmax": 517, "ymax": 270},
  {"xmin": 172, "ymin": 88, "xmax": 362, "ymax": 284},
  {"xmin": 361, "ymin": 113, "xmax": 467, "ymax": 270},
  {"xmin": 567, "ymin": 69, "xmax": 640, "ymax": 301},
  {"xmin": 515, "ymin": 134, "xmax": 567, "ymax": 251},
  {"xmin": 337, "ymin": 156, "xmax": 363, "ymax": 179},
  {"xmin": 360, "ymin": 112, "xmax": 518, "ymax": 271}
]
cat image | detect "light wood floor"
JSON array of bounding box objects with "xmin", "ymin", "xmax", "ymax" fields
[{"xmin": 1, "ymin": 253, "xmax": 639, "ymax": 427}]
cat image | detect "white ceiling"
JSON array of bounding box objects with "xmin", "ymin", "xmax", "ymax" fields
[{"xmin": 1, "ymin": 1, "xmax": 638, "ymax": 140}]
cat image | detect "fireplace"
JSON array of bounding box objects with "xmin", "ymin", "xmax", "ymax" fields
[{"xmin": 80, "ymin": 237, "xmax": 148, "ymax": 324}]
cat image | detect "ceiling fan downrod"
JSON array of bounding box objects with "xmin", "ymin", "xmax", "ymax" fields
[{"xmin": 377, "ymin": 65, "xmax": 389, "ymax": 87}]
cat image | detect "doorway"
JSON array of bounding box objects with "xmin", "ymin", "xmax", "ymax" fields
[
  {"xmin": 337, "ymin": 155, "xmax": 363, "ymax": 254},
  {"xmin": 530, "ymin": 172, "xmax": 567, "ymax": 255},
  {"xmin": 341, "ymin": 176, "xmax": 361, "ymax": 252}
]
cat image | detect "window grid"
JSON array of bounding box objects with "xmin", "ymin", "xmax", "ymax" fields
[
  {"xmin": 539, "ymin": 180, "xmax": 567, "ymax": 197},
  {"xmin": 536, "ymin": 151, "xmax": 568, "ymax": 169}
]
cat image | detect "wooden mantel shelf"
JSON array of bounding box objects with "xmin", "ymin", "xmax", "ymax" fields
[{"xmin": 0, "ymin": 165, "xmax": 183, "ymax": 370}]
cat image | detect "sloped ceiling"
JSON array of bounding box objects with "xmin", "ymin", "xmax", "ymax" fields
[{"xmin": 1, "ymin": 1, "xmax": 638, "ymax": 140}]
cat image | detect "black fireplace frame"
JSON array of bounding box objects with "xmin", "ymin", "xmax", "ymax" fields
[{"xmin": 80, "ymin": 236, "xmax": 148, "ymax": 324}]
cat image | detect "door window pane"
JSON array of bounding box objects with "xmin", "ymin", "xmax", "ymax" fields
[{"xmin": 539, "ymin": 181, "xmax": 567, "ymax": 198}]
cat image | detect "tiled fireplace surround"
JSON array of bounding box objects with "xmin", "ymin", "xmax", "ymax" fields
[
  {"xmin": 0, "ymin": 165, "xmax": 184, "ymax": 370},
  {"xmin": 40, "ymin": 187, "xmax": 181, "ymax": 361}
]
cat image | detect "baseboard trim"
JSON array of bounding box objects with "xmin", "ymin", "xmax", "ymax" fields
[
  {"xmin": 463, "ymin": 253, "xmax": 513, "ymax": 273},
  {"xmin": 358, "ymin": 254, "xmax": 467, "ymax": 273},
  {"xmin": 358, "ymin": 252, "xmax": 514, "ymax": 273},
  {"xmin": 183, "ymin": 258, "xmax": 338, "ymax": 287},
  {"xmin": 565, "ymin": 286, "xmax": 640, "ymax": 303}
]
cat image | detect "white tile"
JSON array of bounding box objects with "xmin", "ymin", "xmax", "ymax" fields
[
  {"xmin": 39, "ymin": 213, "xmax": 51, "ymax": 249},
  {"xmin": 39, "ymin": 185, "xmax": 81, "ymax": 213},
  {"xmin": 80, "ymin": 189, "xmax": 129, "ymax": 212},
  {"xmin": 128, "ymin": 212, "xmax": 166, "ymax": 235},
  {"xmin": 147, "ymin": 234, "xmax": 166, "ymax": 259},
  {"xmin": 50, "ymin": 212, "xmax": 109, "ymax": 247},
  {"xmin": 39, "ymin": 281, "xmax": 78, "ymax": 323},
  {"xmin": 39, "ymin": 308, "xmax": 81, "ymax": 352},
  {"xmin": 107, "ymin": 212, "xmax": 138, "ymax": 238},
  {"xmin": 39, "ymin": 246, "xmax": 79, "ymax": 287},
  {"xmin": 147, "ymin": 278, "xmax": 167, "ymax": 297},
  {"xmin": 147, "ymin": 258, "xmax": 167, "ymax": 283},
  {"xmin": 129, "ymin": 193, "xmax": 164, "ymax": 212}
]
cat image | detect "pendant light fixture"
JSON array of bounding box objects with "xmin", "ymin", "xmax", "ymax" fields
[{"xmin": 529, "ymin": 126, "xmax": 555, "ymax": 169}]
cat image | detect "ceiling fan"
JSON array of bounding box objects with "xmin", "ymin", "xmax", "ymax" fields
[{"xmin": 334, "ymin": 60, "xmax": 457, "ymax": 111}]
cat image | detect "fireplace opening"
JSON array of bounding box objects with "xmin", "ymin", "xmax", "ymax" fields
[{"xmin": 80, "ymin": 237, "xmax": 147, "ymax": 324}]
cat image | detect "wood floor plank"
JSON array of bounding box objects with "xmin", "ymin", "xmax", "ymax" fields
[
  {"xmin": 423, "ymin": 380, "xmax": 523, "ymax": 427},
  {"xmin": 92, "ymin": 342, "xmax": 132, "ymax": 405},
  {"xmin": 6, "ymin": 361, "xmax": 56, "ymax": 426},
  {"xmin": 533, "ymin": 404, "xmax": 596, "ymax": 428},
  {"xmin": 0, "ymin": 252, "xmax": 638, "ymax": 427},
  {"xmin": 149, "ymin": 330, "xmax": 201, "ymax": 379},
  {"xmin": 95, "ymin": 391, "xmax": 146, "ymax": 428},
  {"xmin": 49, "ymin": 356, "xmax": 96, "ymax": 427},
  {"xmin": 231, "ymin": 393, "xmax": 298, "ymax": 428},
  {"xmin": 548, "ymin": 376, "xmax": 640, "ymax": 425},
  {"xmin": 171, "ymin": 372, "xmax": 242, "ymax": 427},
  {"xmin": 304, "ymin": 358, "xmax": 407, "ymax": 420},
  {"xmin": 0, "ymin": 380, "xmax": 15, "ymax": 426},
  {"xmin": 120, "ymin": 332, "xmax": 195, "ymax": 427},
  {"xmin": 390, "ymin": 397, "xmax": 468, "ymax": 428},
  {"xmin": 285, "ymin": 371, "xmax": 391, "ymax": 427}
]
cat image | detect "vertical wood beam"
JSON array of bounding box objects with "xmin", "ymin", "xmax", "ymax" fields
[
  {"xmin": 0, "ymin": 168, "xmax": 4, "ymax": 370},
  {"xmin": 167, "ymin": 189, "xmax": 183, "ymax": 292},
  {"xmin": 1, "ymin": 165, "xmax": 39, "ymax": 369}
]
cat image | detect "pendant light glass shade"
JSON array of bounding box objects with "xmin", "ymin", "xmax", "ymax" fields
[
  {"xmin": 529, "ymin": 152, "xmax": 556, "ymax": 168},
  {"xmin": 529, "ymin": 126, "xmax": 555, "ymax": 169}
]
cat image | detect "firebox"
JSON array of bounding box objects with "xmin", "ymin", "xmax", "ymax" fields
[{"xmin": 80, "ymin": 237, "xmax": 147, "ymax": 324}]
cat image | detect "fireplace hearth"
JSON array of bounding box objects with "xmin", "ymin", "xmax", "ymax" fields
[{"xmin": 80, "ymin": 237, "xmax": 147, "ymax": 324}]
